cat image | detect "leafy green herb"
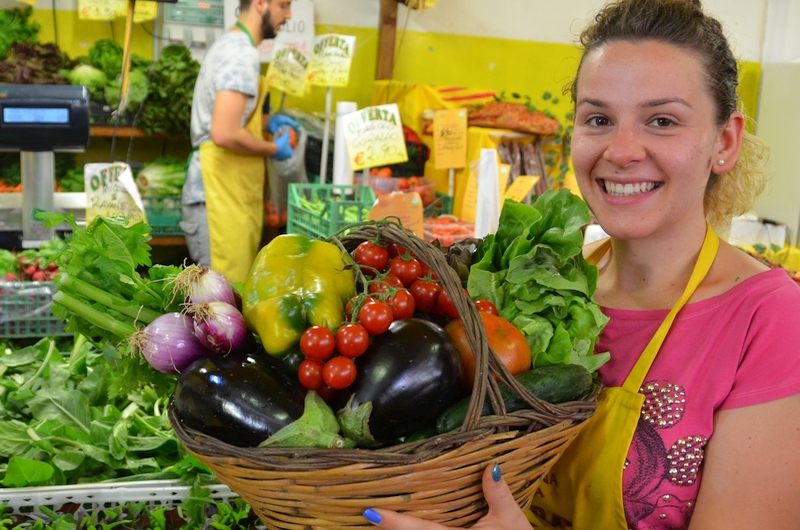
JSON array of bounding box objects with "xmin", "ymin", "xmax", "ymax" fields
[
  {"xmin": 0, "ymin": 337, "xmax": 211, "ymax": 488},
  {"xmin": 0, "ymin": 7, "xmax": 39, "ymax": 59},
  {"xmin": 468, "ymin": 190, "xmax": 610, "ymax": 372},
  {"xmin": 137, "ymin": 45, "xmax": 200, "ymax": 138}
]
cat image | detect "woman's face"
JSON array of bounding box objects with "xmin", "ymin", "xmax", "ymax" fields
[{"xmin": 571, "ymin": 40, "xmax": 725, "ymax": 240}]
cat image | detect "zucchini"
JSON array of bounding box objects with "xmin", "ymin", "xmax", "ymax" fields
[{"xmin": 435, "ymin": 364, "xmax": 593, "ymax": 434}]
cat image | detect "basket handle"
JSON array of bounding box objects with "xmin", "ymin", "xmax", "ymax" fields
[{"xmin": 336, "ymin": 221, "xmax": 575, "ymax": 432}]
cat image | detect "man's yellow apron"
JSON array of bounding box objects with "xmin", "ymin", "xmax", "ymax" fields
[
  {"xmin": 199, "ymin": 76, "xmax": 269, "ymax": 284},
  {"xmin": 527, "ymin": 225, "xmax": 719, "ymax": 529}
]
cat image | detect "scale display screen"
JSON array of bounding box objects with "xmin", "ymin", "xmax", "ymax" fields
[{"xmin": 3, "ymin": 107, "xmax": 70, "ymax": 124}]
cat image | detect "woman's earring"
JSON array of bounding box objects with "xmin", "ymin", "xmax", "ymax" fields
[{"xmin": 717, "ymin": 159, "xmax": 725, "ymax": 166}]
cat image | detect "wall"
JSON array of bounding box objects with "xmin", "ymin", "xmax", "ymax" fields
[{"xmin": 753, "ymin": 0, "xmax": 800, "ymax": 244}]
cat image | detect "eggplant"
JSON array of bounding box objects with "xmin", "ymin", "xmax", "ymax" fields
[
  {"xmin": 173, "ymin": 347, "xmax": 307, "ymax": 447},
  {"xmin": 332, "ymin": 318, "xmax": 466, "ymax": 447}
]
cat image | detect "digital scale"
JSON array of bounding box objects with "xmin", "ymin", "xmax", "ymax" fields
[{"xmin": 0, "ymin": 84, "xmax": 90, "ymax": 248}]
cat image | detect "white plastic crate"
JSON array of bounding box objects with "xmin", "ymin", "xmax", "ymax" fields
[{"xmin": 0, "ymin": 479, "xmax": 236, "ymax": 514}]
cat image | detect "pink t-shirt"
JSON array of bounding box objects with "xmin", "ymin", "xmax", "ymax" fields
[{"xmin": 596, "ymin": 268, "xmax": 800, "ymax": 529}]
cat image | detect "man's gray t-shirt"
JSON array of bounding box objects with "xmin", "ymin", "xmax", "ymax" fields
[{"xmin": 183, "ymin": 31, "xmax": 260, "ymax": 205}]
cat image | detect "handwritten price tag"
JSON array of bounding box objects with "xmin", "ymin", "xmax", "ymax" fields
[
  {"xmin": 78, "ymin": 0, "xmax": 122, "ymax": 20},
  {"xmin": 433, "ymin": 108, "xmax": 467, "ymax": 169},
  {"xmin": 307, "ymin": 34, "xmax": 355, "ymax": 87},
  {"xmin": 503, "ymin": 175, "xmax": 539, "ymax": 202},
  {"xmin": 341, "ymin": 104, "xmax": 408, "ymax": 171},
  {"xmin": 265, "ymin": 42, "xmax": 309, "ymax": 97}
]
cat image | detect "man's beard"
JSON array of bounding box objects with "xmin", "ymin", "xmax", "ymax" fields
[{"xmin": 261, "ymin": 10, "xmax": 277, "ymax": 40}]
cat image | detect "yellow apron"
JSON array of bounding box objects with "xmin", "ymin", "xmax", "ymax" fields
[
  {"xmin": 199, "ymin": 76, "xmax": 269, "ymax": 284},
  {"xmin": 528, "ymin": 225, "xmax": 719, "ymax": 529}
]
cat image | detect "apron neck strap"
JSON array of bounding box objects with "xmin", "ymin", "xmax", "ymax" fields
[
  {"xmin": 622, "ymin": 223, "xmax": 719, "ymax": 391},
  {"xmin": 235, "ymin": 21, "xmax": 256, "ymax": 47}
]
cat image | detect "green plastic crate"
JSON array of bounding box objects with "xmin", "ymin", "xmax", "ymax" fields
[
  {"xmin": 142, "ymin": 196, "xmax": 183, "ymax": 236},
  {"xmin": 0, "ymin": 281, "xmax": 69, "ymax": 338},
  {"xmin": 287, "ymin": 184, "xmax": 376, "ymax": 239},
  {"xmin": 424, "ymin": 192, "xmax": 454, "ymax": 218}
]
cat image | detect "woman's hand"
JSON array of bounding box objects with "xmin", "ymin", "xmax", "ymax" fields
[{"xmin": 362, "ymin": 463, "xmax": 532, "ymax": 529}]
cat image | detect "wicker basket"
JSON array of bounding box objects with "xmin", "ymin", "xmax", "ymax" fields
[{"xmin": 169, "ymin": 221, "xmax": 599, "ymax": 529}]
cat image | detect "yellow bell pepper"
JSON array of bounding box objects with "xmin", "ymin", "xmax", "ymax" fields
[{"xmin": 243, "ymin": 233, "xmax": 355, "ymax": 357}]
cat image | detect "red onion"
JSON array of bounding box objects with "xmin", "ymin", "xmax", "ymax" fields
[
  {"xmin": 187, "ymin": 302, "xmax": 248, "ymax": 354},
  {"xmin": 171, "ymin": 264, "xmax": 236, "ymax": 307},
  {"xmin": 129, "ymin": 312, "xmax": 211, "ymax": 374}
]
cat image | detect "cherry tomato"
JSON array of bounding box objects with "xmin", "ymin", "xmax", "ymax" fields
[
  {"xmin": 368, "ymin": 274, "xmax": 403, "ymax": 294},
  {"xmin": 475, "ymin": 299, "xmax": 499, "ymax": 316},
  {"xmin": 436, "ymin": 289, "xmax": 462, "ymax": 319},
  {"xmin": 298, "ymin": 359, "xmax": 325, "ymax": 390},
  {"xmin": 358, "ymin": 300, "xmax": 394, "ymax": 335},
  {"xmin": 408, "ymin": 176, "xmax": 421, "ymax": 189},
  {"xmin": 323, "ymin": 356, "xmax": 357, "ymax": 390},
  {"xmin": 387, "ymin": 288, "xmax": 415, "ymax": 320},
  {"xmin": 389, "ymin": 255, "xmax": 423, "ymax": 287},
  {"xmin": 345, "ymin": 295, "xmax": 360, "ymax": 316},
  {"xmin": 397, "ymin": 177, "xmax": 410, "ymax": 190},
  {"xmin": 316, "ymin": 384, "xmax": 336, "ymax": 401},
  {"xmin": 410, "ymin": 279, "xmax": 442, "ymax": 313},
  {"xmin": 354, "ymin": 241, "xmax": 390, "ymax": 274},
  {"xmin": 418, "ymin": 261, "xmax": 438, "ymax": 281},
  {"xmin": 388, "ymin": 243, "xmax": 411, "ymax": 259},
  {"xmin": 336, "ymin": 323, "xmax": 370, "ymax": 358},
  {"xmin": 300, "ymin": 326, "xmax": 336, "ymax": 361}
]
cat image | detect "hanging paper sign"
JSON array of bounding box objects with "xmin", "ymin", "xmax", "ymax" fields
[
  {"xmin": 84, "ymin": 162, "xmax": 146, "ymax": 226},
  {"xmin": 133, "ymin": 1, "xmax": 158, "ymax": 23},
  {"xmin": 78, "ymin": 0, "xmax": 121, "ymax": 20},
  {"xmin": 504, "ymin": 175, "xmax": 539, "ymax": 202},
  {"xmin": 433, "ymin": 108, "xmax": 467, "ymax": 169},
  {"xmin": 78, "ymin": 0, "xmax": 156, "ymax": 21},
  {"xmin": 265, "ymin": 42, "xmax": 310, "ymax": 97},
  {"xmin": 307, "ymin": 34, "xmax": 356, "ymax": 87},
  {"xmin": 341, "ymin": 104, "xmax": 408, "ymax": 171}
]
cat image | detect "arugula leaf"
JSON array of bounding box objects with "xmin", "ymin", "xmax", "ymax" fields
[{"xmin": 467, "ymin": 190, "xmax": 610, "ymax": 372}]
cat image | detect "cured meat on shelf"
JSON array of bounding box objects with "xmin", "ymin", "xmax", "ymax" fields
[{"xmin": 467, "ymin": 101, "xmax": 561, "ymax": 136}]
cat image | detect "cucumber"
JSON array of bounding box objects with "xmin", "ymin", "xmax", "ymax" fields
[{"xmin": 435, "ymin": 364, "xmax": 593, "ymax": 434}]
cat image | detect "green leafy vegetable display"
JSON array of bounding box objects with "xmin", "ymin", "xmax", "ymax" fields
[
  {"xmin": 65, "ymin": 63, "xmax": 107, "ymax": 102},
  {"xmin": 87, "ymin": 38, "xmax": 123, "ymax": 80},
  {"xmin": 0, "ymin": 337, "xmax": 209, "ymax": 488},
  {"xmin": 1, "ymin": 482, "xmax": 262, "ymax": 530},
  {"xmin": 135, "ymin": 156, "xmax": 186, "ymax": 196},
  {"xmin": 0, "ymin": 7, "xmax": 39, "ymax": 59},
  {"xmin": 467, "ymin": 190, "xmax": 610, "ymax": 372},
  {"xmin": 104, "ymin": 68, "xmax": 149, "ymax": 113},
  {"xmin": 138, "ymin": 45, "xmax": 200, "ymax": 138}
]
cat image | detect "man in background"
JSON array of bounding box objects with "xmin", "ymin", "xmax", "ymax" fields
[{"xmin": 182, "ymin": 0, "xmax": 297, "ymax": 283}]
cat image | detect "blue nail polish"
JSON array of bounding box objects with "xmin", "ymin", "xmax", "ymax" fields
[
  {"xmin": 364, "ymin": 508, "xmax": 382, "ymax": 524},
  {"xmin": 492, "ymin": 462, "xmax": 502, "ymax": 483}
]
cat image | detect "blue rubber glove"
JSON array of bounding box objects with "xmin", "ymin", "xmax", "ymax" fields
[
  {"xmin": 266, "ymin": 114, "xmax": 300, "ymax": 136},
  {"xmin": 271, "ymin": 129, "xmax": 294, "ymax": 161}
]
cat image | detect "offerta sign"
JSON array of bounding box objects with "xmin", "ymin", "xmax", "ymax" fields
[
  {"xmin": 340, "ymin": 104, "xmax": 408, "ymax": 171},
  {"xmin": 307, "ymin": 34, "xmax": 356, "ymax": 87},
  {"xmin": 266, "ymin": 42, "xmax": 310, "ymax": 97}
]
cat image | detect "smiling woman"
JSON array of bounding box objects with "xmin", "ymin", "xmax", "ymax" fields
[{"xmin": 360, "ymin": 2, "xmax": 800, "ymax": 530}]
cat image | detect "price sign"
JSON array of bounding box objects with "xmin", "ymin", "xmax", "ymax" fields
[
  {"xmin": 265, "ymin": 42, "xmax": 310, "ymax": 97},
  {"xmin": 341, "ymin": 103, "xmax": 408, "ymax": 171},
  {"xmin": 78, "ymin": 0, "xmax": 156, "ymax": 21},
  {"xmin": 503, "ymin": 175, "xmax": 539, "ymax": 202},
  {"xmin": 79, "ymin": 0, "xmax": 122, "ymax": 20},
  {"xmin": 307, "ymin": 34, "xmax": 356, "ymax": 87},
  {"xmin": 433, "ymin": 108, "xmax": 467, "ymax": 169}
]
